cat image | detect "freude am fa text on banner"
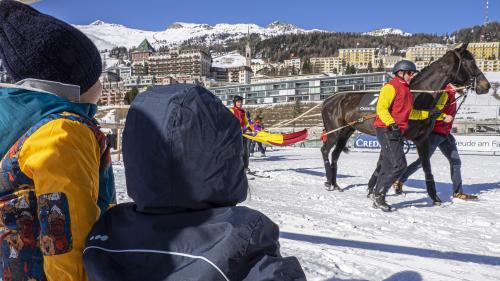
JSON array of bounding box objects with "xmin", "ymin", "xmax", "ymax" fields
[{"xmin": 353, "ymin": 134, "xmax": 500, "ymax": 153}]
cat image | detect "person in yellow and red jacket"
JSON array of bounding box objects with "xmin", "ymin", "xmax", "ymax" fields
[
  {"xmin": 0, "ymin": 1, "xmax": 116, "ymax": 280},
  {"xmin": 393, "ymin": 84, "xmax": 477, "ymax": 200},
  {"xmin": 371, "ymin": 60, "xmax": 423, "ymax": 212},
  {"xmin": 229, "ymin": 95, "xmax": 252, "ymax": 172}
]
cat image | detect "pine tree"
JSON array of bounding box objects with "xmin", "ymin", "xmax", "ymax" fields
[
  {"xmin": 301, "ymin": 58, "xmax": 312, "ymax": 74},
  {"xmin": 124, "ymin": 87, "xmax": 139, "ymax": 105},
  {"xmin": 367, "ymin": 61, "xmax": 373, "ymax": 73},
  {"xmin": 345, "ymin": 64, "xmax": 357, "ymax": 74}
]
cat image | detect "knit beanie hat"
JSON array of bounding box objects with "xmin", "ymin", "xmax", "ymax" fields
[{"xmin": 0, "ymin": 0, "xmax": 102, "ymax": 93}]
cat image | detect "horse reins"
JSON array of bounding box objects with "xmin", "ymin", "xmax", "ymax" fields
[{"xmin": 324, "ymin": 113, "xmax": 377, "ymax": 136}]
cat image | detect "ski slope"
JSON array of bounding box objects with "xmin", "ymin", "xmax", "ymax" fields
[{"xmin": 113, "ymin": 148, "xmax": 500, "ymax": 281}]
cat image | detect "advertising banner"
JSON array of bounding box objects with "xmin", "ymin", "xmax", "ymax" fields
[
  {"xmin": 353, "ymin": 134, "xmax": 500, "ymax": 153},
  {"xmin": 454, "ymin": 135, "xmax": 500, "ymax": 152}
]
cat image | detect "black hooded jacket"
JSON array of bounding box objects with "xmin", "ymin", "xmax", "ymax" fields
[{"xmin": 83, "ymin": 84, "xmax": 306, "ymax": 281}]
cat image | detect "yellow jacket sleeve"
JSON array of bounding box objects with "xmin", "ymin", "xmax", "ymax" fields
[
  {"xmin": 409, "ymin": 92, "xmax": 449, "ymax": 120},
  {"xmin": 408, "ymin": 109, "xmax": 429, "ymax": 120},
  {"xmin": 18, "ymin": 118, "xmax": 101, "ymax": 281},
  {"xmin": 435, "ymin": 92, "xmax": 449, "ymax": 120},
  {"xmin": 244, "ymin": 113, "xmax": 250, "ymax": 129},
  {"xmin": 376, "ymin": 84, "xmax": 397, "ymax": 126}
]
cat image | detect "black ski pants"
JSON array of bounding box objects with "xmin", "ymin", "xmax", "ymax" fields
[
  {"xmin": 243, "ymin": 136, "xmax": 249, "ymax": 169},
  {"xmin": 400, "ymin": 132, "xmax": 462, "ymax": 193},
  {"xmin": 374, "ymin": 127, "xmax": 407, "ymax": 196}
]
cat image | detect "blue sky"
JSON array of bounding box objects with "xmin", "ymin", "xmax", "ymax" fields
[{"xmin": 33, "ymin": 0, "xmax": 499, "ymax": 34}]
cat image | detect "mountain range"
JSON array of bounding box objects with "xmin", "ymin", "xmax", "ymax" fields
[{"xmin": 75, "ymin": 20, "xmax": 412, "ymax": 51}]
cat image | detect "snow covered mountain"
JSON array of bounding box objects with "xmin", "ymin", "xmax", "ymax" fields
[
  {"xmin": 363, "ymin": 28, "xmax": 412, "ymax": 37},
  {"xmin": 75, "ymin": 20, "xmax": 321, "ymax": 51}
]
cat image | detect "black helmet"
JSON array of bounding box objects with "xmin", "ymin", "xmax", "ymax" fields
[
  {"xmin": 392, "ymin": 60, "xmax": 418, "ymax": 74},
  {"xmin": 233, "ymin": 95, "xmax": 243, "ymax": 104}
]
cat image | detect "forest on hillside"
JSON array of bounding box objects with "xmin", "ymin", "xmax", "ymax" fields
[{"xmin": 112, "ymin": 22, "xmax": 500, "ymax": 63}]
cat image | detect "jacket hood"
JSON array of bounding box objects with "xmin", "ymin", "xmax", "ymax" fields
[
  {"xmin": 0, "ymin": 86, "xmax": 97, "ymax": 158},
  {"xmin": 123, "ymin": 84, "xmax": 247, "ymax": 213}
]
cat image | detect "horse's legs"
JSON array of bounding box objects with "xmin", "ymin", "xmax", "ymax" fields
[
  {"xmin": 367, "ymin": 152, "xmax": 383, "ymax": 196},
  {"xmin": 416, "ymin": 141, "xmax": 441, "ymax": 204},
  {"xmin": 328, "ymin": 129, "xmax": 353, "ymax": 191},
  {"xmin": 321, "ymin": 136, "xmax": 336, "ymax": 187}
]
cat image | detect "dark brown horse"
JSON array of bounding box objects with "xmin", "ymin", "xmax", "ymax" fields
[{"xmin": 321, "ymin": 43, "xmax": 490, "ymax": 203}]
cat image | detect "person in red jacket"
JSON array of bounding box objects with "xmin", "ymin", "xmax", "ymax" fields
[
  {"xmin": 394, "ymin": 84, "xmax": 477, "ymax": 200},
  {"xmin": 372, "ymin": 60, "xmax": 420, "ymax": 212},
  {"xmin": 229, "ymin": 95, "xmax": 252, "ymax": 172}
]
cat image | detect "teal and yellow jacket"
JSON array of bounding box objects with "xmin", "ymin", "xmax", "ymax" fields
[{"xmin": 0, "ymin": 81, "xmax": 116, "ymax": 281}]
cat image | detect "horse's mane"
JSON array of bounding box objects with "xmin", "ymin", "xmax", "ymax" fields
[{"xmin": 410, "ymin": 51, "xmax": 454, "ymax": 86}]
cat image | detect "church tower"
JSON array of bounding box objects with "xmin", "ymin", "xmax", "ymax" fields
[{"xmin": 245, "ymin": 27, "xmax": 252, "ymax": 67}]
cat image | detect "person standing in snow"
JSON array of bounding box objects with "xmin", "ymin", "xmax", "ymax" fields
[
  {"xmin": 83, "ymin": 84, "xmax": 307, "ymax": 281},
  {"xmin": 393, "ymin": 84, "xmax": 476, "ymax": 200},
  {"xmin": 230, "ymin": 95, "xmax": 252, "ymax": 172},
  {"xmin": 250, "ymin": 115, "xmax": 266, "ymax": 157},
  {"xmin": 0, "ymin": 1, "xmax": 116, "ymax": 280},
  {"xmin": 371, "ymin": 60, "xmax": 418, "ymax": 212}
]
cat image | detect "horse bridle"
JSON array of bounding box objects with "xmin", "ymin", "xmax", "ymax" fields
[{"xmin": 451, "ymin": 50, "xmax": 482, "ymax": 93}]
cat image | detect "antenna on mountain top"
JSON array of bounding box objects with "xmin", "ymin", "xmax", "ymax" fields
[
  {"xmin": 484, "ymin": 0, "xmax": 489, "ymax": 26},
  {"xmin": 481, "ymin": 0, "xmax": 490, "ymax": 42}
]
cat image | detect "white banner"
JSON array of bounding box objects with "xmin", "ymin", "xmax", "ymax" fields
[
  {"xmin": 351, "ymin": 134, "xmax": 500, "ymax": 153},
  {"xmin": 454, "ymin": 135, "xmax": 500, "ymax": 152}
]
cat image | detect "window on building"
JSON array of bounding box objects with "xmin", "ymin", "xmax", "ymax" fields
[
  {"xmin": 338, "ymin": 85, "xmax": 355, "ymax": 92},
  {"xmin": 267, "ymin": 90, "xmax": 279, "ymax": 96},
  {"xmin": 320, "ymin": 80, "xmax": 336, "ymax": 87},
  {"xmin": 320, "ymin": 87, "xmax": 335, "ymax": 94},
  {"xmin": 296, "ymin": 82, "xmax": 309, "ymax": 88},
  {"xmin": 296, "ymin": 89, "xmax": 309, "ymax": 95}
]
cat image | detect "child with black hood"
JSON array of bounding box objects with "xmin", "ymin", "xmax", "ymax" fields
[{"xmin": 83, "ymin": 84, "xmax": 306, "ymax": 281}]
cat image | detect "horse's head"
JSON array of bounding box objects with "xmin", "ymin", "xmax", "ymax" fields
[{"xmin": 449, "ymin": 43, "xmax": 490, "ymax": 95}]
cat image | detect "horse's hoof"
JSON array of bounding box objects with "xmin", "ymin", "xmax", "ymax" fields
[{"xmin": 393, "ymin": 181, "xmax": 404, "ymax": 195}]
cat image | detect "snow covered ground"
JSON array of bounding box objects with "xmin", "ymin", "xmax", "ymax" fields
[{"xmin": 113, "ymin": 147, "xmax": 500, "ymax": 281}]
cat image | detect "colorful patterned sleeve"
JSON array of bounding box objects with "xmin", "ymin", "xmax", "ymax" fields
[{"xmin": 18, "ymin": 118, "xmax": 101, "ymax": 281}]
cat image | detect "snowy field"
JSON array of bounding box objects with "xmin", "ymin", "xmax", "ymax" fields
[{"xmin": 113, "ymin": 148, "xmax": 500, "ymax": 281}]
